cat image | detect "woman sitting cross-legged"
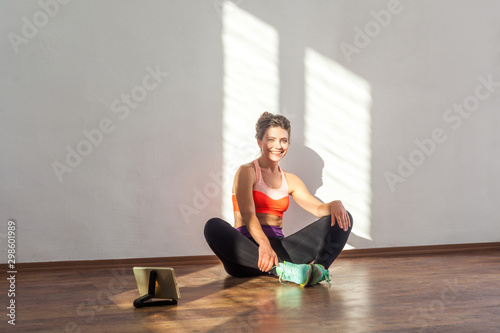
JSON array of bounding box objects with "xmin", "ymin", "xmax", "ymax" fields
[{"xmin": 204, "ymin": 112, "xmax": 353, "ymax": 286}]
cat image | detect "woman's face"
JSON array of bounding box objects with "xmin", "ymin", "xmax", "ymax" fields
[{"xmin": 258, "ymin": 126, "xmax": 289, "ymax": 162}]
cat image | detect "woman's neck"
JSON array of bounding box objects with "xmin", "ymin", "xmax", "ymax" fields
[{"xmin": 257, "ymin": 156, "xmax": 280, "ymax": 173}]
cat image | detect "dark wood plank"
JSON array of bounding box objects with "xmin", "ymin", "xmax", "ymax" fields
[
  {"xmin": 12, "ymin": 242, "xmax": 500, "ymax": 272},
  {"xmin": 2, "ymin": 250, "xmax": 499, "ymax": 332}
]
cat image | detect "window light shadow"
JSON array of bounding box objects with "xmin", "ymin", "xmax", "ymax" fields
[{"xmin": 304, "ymin": 48, "xmax": 373, "ymax": 248}]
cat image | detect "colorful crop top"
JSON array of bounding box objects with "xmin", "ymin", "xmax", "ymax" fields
[{"xmin": 232, "ymin": 160, "xmax": 289, "ymax": 218}]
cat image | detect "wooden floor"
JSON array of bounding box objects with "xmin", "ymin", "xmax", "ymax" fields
[{"xmin": 3, "ymin": 250, "xmax": 500, "ymax": 332}]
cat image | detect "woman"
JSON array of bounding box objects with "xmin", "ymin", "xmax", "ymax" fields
[{"xmin": 204, "ymin": 112, "xmax": 352, "ymax": 286}]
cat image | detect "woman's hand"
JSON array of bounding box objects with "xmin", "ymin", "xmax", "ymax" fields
[
  {"xmin": 330, "ymin": 200, "xmax": 351, "ymax": 231},
  {"xmin": 258, "ymin": 243, "xmax": 279, "ymax": 272}
]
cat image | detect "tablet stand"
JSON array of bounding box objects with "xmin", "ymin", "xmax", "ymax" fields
[{"xmin": 133, "ymin": 270, "xmax": 178, "ymax": 308}]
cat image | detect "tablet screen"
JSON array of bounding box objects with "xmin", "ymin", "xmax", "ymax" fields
[{"xmin": 133, "ymin": 267, "xmax": 181, "ymax": 300}]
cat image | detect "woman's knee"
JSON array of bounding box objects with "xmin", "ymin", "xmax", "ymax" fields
[
  {"xmin": 204, "ymin": 217, "xmax": 224, "ymax": 239},
  {"xmin": 205, "ymin": 217, "xmax": 222, "ymax": 229},
  {"xmin": 319, "ymin": 213, "xmax": 353, "ymax": 227},
  {"xmin": 317, "ymin": 215, "xmax": 332, "ymax": 226},
  {"xmin": 325, "ymin": 211, "xmax": 353, "ymax": 230},
  {"xmin": 347, "ymin": 211, "xmax": 353, "ymax": 227},
  {"xmin": 204, "ymin": 217, "xmax": 233, "ymax": 241}
]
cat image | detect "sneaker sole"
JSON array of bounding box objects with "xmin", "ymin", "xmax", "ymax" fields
[
  {"xmin": 308, "ymin": 265, "xmax": 323, "ymax": 286},
  {"xmin": 299, "ymin": 264, "xmax": 314, "ymax": 287}
]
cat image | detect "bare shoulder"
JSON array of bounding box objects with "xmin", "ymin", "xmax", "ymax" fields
[
  {"xmin": 284, "ymin": 171, "xmax": 304, "ymax": 192},
  {"xmin": 237, "ymin": 162, "xmax": 255, "ymax": 175},
  {"xmin": 284, "ymin": 170, "xmax": 300, "ymax": 183},
  {"xmin": 234, "ymin": 162, "xmax": 256, "ymax": 185}
]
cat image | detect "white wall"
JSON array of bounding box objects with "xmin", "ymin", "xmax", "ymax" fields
[{"xmin": 1, "ymin": 0, "xmax": 499, "ymax": 263}]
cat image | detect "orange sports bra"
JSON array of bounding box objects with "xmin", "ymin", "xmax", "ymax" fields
[{"xmin": 232, "ymin": 160, "xmax": 289, "ymax": 218}]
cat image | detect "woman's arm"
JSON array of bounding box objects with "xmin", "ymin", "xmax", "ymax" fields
[
  {"xmin": 234, "ymin": 165, "xmax": 279, "ymax": 271},
  {"xmin": 287, "ymin": 172, "xmax": 351, "ymax": 231}
]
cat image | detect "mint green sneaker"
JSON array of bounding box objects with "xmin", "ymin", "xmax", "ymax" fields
[
  {"xmin": 275, "ymin": 262, "xmax": 313, "ymax": 287},
  {"xmin": 308, "ymin": 264, "xmax": 331, "ymax": 286}
]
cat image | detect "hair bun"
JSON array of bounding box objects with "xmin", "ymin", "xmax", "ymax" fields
[{"xmin": 255, "ymin": 112, "xmax": 291, "ymax": 141}]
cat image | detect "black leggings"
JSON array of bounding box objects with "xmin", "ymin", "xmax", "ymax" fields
[{"xmin": 204, "ymin": 213, "xmax": 353, "ymax": 277}]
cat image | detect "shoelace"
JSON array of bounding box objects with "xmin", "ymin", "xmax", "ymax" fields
[
  {"xmin": 277, "ymin": 267, "xmax": 291, "ymax": 285},
  {"xmin": 275, "ymin": 263, "xmax": 298, "ymax": 285},
  {"xmin": 270, "ymin": 265, "xmax": 285, "ymax": 284},
  {"xmin": 323, "ymin": 270, "xmax": 331, "ymax": 285}
]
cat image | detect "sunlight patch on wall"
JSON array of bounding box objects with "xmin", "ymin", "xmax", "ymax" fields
[
  {"xmin": 304, "ymin": 48, "xmax": 372, "ymax": 245},
  {"xmin": 221, "ymin": 1, "xmax": 280, "ymax": 223}
]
